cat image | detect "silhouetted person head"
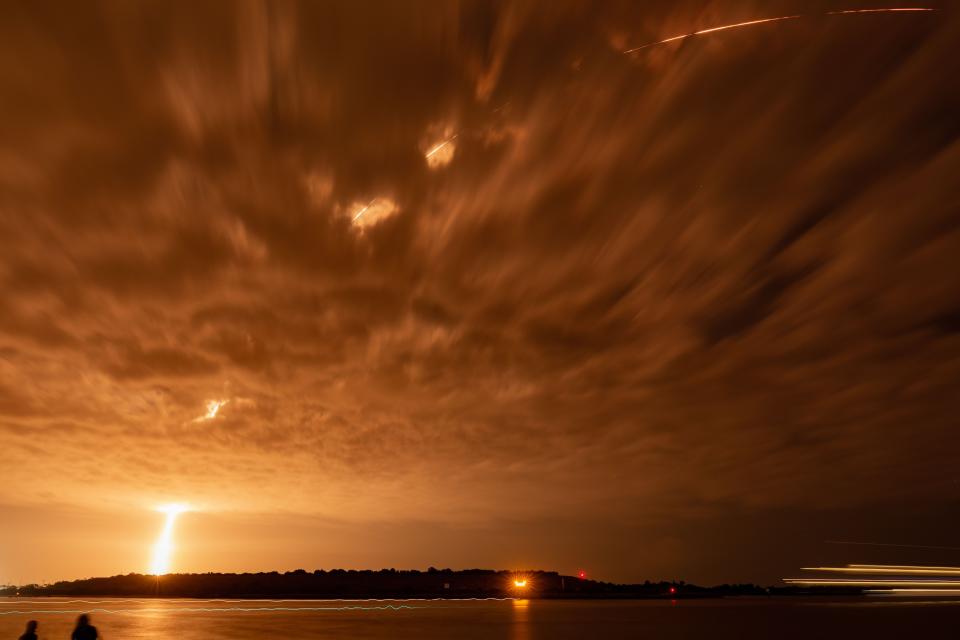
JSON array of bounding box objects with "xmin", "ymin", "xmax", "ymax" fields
[
  {"xmin": 18, "ymin": 620, "xmax": 38, "ymax": 640},
  {"xmin": 72, "ymin": 614, "xmax": 99, "ymax": 640}
]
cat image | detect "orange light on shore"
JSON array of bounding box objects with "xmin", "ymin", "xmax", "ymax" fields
[{"xmin": 514, "ymin": 579, "xmax": 527, "ymax": 588}]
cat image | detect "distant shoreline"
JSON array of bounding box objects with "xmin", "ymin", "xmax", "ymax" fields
[{"xmin": 0, "ymin": 569, "xmax": 861, "ymax": 599}]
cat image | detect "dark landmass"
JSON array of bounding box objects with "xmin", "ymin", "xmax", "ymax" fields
[{"xmin": 0, "ymin": 569, "xmax": 860, "ymax": 599}]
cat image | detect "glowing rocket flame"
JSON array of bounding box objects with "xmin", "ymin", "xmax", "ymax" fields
[
  {"xmin": 351, "ymin": 201, "xmax": 374, "ymax": 223},
  {"xmin": 149, "ymin": 504, "xmax": 189, "ymax": 575},
  {"xmin": 425, "ymin": 134, "xmax": 458, "ymax": 168},
  {"xmin": 350, "ymin": 198, "xmax": 399, "ymax": 228},
  {"xmin": 624, "ymin": 15, "xmax": 802, "ymax": 52},
  {"xmin": 193, "ymin": 399, "xmax": 228, "ymax": 422},
  {"xmin": 425, "ymin": 134, "xmax": 458, "ymax": 159},
  {"xmin": 624, "ymin": 8, "xmax": 935, "ymax": 53},
  {"xmin": 205, "ymin": 399, "xmax": 227, "ymax": 419}
]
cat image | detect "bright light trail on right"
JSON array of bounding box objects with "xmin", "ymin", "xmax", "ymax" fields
[{"xmin": 785, "ymin": 563, "xmax": 960, "ymax": 596}]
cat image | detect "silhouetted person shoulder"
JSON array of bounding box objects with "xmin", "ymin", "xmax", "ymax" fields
[
  {"xmin": 18, "ymin": 620, "xmax": 38, "ymax": 640},
  {"xmin": 72, "ymin": 614, "xmax": 99, "ymax": 640}
]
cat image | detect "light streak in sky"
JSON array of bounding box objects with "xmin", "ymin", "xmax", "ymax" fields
[
  {"xmin": 350, "ymin": 198, "xmax": 399, "ymax": 228},
  {"xmin": 623, "ymin": 8, "xmax": 936, "ymax": 53},
  {"xmin": 194, "ymin": 399, "xmax": 228, "ymax": 422},
  {"xmin": 624, "ymin": 16, "xmax": 802, "ymax": 52},
  {"xmin": 425, "ymin": 134, "xmax": 458, "ymax": 159},
  {"xmin": 425, "ymin": 134, "xmax": 457, "ymax": 168},
  {"xmin": 423, "ymin": 104, "xmax": 511, "ymax": 169},
  {"xmin": 149, "ymin": 504, "xmax": 189, "ymax": 575},
  {"xmin": 351, "ymin": 200, "xmax": 374, "ymax": 223}
]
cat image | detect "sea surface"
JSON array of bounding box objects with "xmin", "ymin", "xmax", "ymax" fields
[{"xmin": 1, "ymin": 596, "xmax": 957, "ymax": 639}]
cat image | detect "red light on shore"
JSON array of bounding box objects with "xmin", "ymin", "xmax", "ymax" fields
[
  {"xmin": 669, "ymin": 586, "xmax": 676, "ymax": 594},
  {"xmin": 578, "ymin": 571, "xmax": 586, "ymax": 579}
]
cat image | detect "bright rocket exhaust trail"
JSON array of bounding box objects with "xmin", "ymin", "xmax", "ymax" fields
[
  {"xmin": 425, "ymin": 134, "xmax": 458, "ymax": 159},
  {"xmin": 193, "ymin": 399, "xmax": 228, "ymax": 422},
  {"xmin": 352, "ymin": 200, "xmax": 374, "ymax": 223},
  {"xmin": 624, "ymin": 8, "xmax": 935, "ymax": 53},
  {"xmin": 624, "ymin": 15, "xmax": 802, "ymax": 52},
  {"xmin": 150, "ymin": 504, "xmax": 188, "ymax": 575}
]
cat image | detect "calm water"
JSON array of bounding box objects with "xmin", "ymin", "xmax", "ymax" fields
[{"xmin": 1, "ymin": 596, "xmax": 957, "ymax": 639}]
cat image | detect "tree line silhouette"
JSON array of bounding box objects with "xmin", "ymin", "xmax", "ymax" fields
[{"xmin": 0, "ymin": 569, "xmax": 852, "ymax": 599}]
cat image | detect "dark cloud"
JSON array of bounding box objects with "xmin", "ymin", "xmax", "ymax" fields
[{"xmin": 1, "ymin": 0, "xmax": 959, "ymax": 584}]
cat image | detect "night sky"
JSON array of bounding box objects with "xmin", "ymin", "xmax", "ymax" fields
[{"xmin": 1, "ymin": 1, "xmax": 958, "ymax": 586}]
